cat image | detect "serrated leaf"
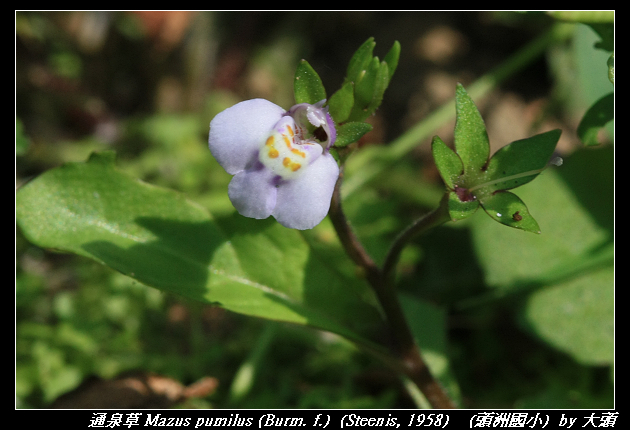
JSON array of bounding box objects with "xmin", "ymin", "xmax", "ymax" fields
[
  {"xmin": 577, "ymin": 92, "xmax": 614, "ymax": 146},
  {"xmin": 345, "ymin": 37, "xmax": 375, "ymax": 85},
  {"xmin": 328, "ymin": 81, "xmax": 354, "ymax": 124},
  {"xmin": 294, "ymin": 60, "xmax": 326, "ymax": 105},
  {"xmin": 334, "ymin": 122, "xmax": 373, "ymax": 148},
  {"xmin": 454, "ymin": 84, "xmax": 490, "ymax": 176},
  {"xmin": 432, "ymin": 135, "xmax": 464, "ymax": 190},
  {"xmin": 16, "ymin": 151, "xmax": 386, "ymax": 348},
  {"xmin": 479, "ymin": 191, "xmax": 541, "ymax": 233},
  {"xmin": 481, "ymin": 129, "xmax": 561, "ymax": 192}
]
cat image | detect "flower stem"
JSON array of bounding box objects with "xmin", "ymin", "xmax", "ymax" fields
[
  {"xmin": 329, "ymin": 172, "xmax": 455, "ymax": 408},
  {"xmin": 382, "ymin": 194, "xmax": 450, "ymax": 283}
]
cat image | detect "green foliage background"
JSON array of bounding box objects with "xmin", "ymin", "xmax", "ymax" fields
[{"xmin": 16, "ymin": 11, "xmax": 613, "ymax": 408}]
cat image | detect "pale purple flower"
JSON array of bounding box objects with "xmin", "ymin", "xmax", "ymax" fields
[{"xmin": 209, "ymin": 99, "xmax": 339, "ymax": 230}]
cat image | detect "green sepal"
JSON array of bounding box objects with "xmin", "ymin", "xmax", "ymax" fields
[
  {"xmin": 432, "ymin": 135, "xmax": 464, "ymax": 190},
  {"xmin": 447, "ymin": 190, "xmax": 479, "ymax": 222},
  {"xmin": 454, "ymin": 83, "xmax": 490, "ymax": 177},
  {"xmin": 352, "ymin": 57, "xmax": 380, "ymax": 111},
  {"xmin": 481, "ymin": 129, "xmax": 561, "ymax": 193},
  {"xmin": 383, "ymin": 40, "xmax": 401, "ymax": 82},
  {"xmin": 328, "ymin": 81, "xmax": 355, "ymax": 124},
  {"xmin": 294, "ymin": 59, "xmax": 327, "ymax": 105},
  {"xmin": 366, "ymin": 61, "xmax": 390, "ymax": 114},
  {"xmin": 334, "ymin": 122, "xmax": 373, "ymax": 148},
  {"xmin": 479, "ymin": 191, "xmax": 541, "ymax": 233},
  {"xmin": 345, "ymin": 37, "xmax": 376, "ymax": 85}
]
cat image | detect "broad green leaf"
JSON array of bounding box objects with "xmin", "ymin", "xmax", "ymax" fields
[
  {"xmin": 345, "ymin": 37, "xmax": 375, "ymax": 85},
  {"xmin": 481, "ymin": 129, "xmax": 561, "ymax": 192},
  {"xmin": 16, "ymin": 152, "xmax": 386, "ymax": 348},
  {"xmin": 577, "ymin": 92, "xmax": 614, "ymax": 146},
  {"xmin": 454, "ymin": 84, "xmax": 490, "ymax": 177},
  {"xmin": 294, "ymin": 60, "xmax": 326, "ymax": 105},
  {"xmin": 478, "ymin": 191, "xmax": 541, "ymax": 233},
  {"xmin": 327, "ymin": 81, "xmax": 354, "ymax": 124},
  {"xmin": 399, "ymin": 293, "xmax": 461, "ymax": 406},
  {"xmin": 334, "ymin": 122, "xmax": 373, "ymax": 148},
  {"xmin": 469, "ymin": 146, "xmax": 613, "ymax": 364},
  {"xmin": 523, "ymin": 267, "xmax": 613, "ymax": 365},
  {"xmin": 432, "ymin": 135, "xmax": 463, "ymax": 190}
]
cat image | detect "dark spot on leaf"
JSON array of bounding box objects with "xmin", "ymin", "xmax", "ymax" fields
[{"xmin": 512, "ymin": 211, "xmax": 522, "ymax": 221}]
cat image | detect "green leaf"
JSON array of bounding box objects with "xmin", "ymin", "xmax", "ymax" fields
[
  {"xmin": 469, "ymin": 146, "xmax": 613, "ymax": 364},
  {"xmin": 479, "ymin": 191, "xmax": 541, "ymax": 233},
  {"xmin": 327, "ymin": 81, "xmax": 355, "ymax": 124},
  {"xmin": 334, "ymin": 122, "xmax": 373, "ymax": 148},
  {"xmin": 454, "ymin": 84, "xmax": 490, "ymax": 177},
  {"xmin": 432, "ymin": 135, "xmax": 463, "ymax": 190},
  {"xmin": 365, "ymin": 61, "xmax": 390, "ymax": 114},
  {"xmin": 352, "ymin": 57, "xmax": 380, "ymax": 112},
  {"xmin": 524, "ymin": 267, "xmax": 613, "ymax": 365},
  {"xmin": 345, "ymin": 37, "xmax": 375, "ymax": 85},
  {"xmin": 481, "ymin": 129, "xmax": 561, "ymax": 192},
  {"xmin": 16, "ymin": 152, "xmax": 386, "ymax": 348},
  {"xmin": 447, "ymin": 190, "xmax": 479, "ymax": 222},
  {"xmin": 399, "ymin": 292, "xmax": 461, "ymax": 405},
  {"xmin": 577, "ymin": 92, "xmax": 614, "ymax": 146},
  {"xmin": 294, "ymin": 60, "xmax": 326, "ymax": 105}
]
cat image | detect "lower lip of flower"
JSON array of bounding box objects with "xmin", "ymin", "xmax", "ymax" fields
[{"xmin": 259, "ymin": 117, "xmax": 320, "ymax": 179}]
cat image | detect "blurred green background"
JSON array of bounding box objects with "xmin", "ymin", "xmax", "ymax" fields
[{"xmin": 16, "ymin": 11, "xmax": 613, "ymax": 408}]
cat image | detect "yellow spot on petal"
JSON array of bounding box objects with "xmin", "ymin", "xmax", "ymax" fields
[
  {"xmin": 283, "ymin": 157, "xmax": 301, "ymax": 172},
  {"xmin": 265, "ymin": 135, "xmax": 279, "ymax": 158},
  {"xmin": 291, "ymin": 148, "xmax": 306, "ymax": 158}
]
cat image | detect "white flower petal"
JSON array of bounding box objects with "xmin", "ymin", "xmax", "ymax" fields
[
  {"xmin": 272, "ymin": 153, "xmax": 339, "ymax": 229},
  {"xmin": 228, "ymin": 166, "xmax": 277, "ymax": 219},
  {"xmin": 209, "ymin": 99, "xmax": 285, "ymax": 174}
]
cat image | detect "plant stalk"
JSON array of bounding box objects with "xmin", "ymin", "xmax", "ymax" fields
[{"xmin": 329, "ymin": 172, "xmax": 455, "ymax": 409}]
